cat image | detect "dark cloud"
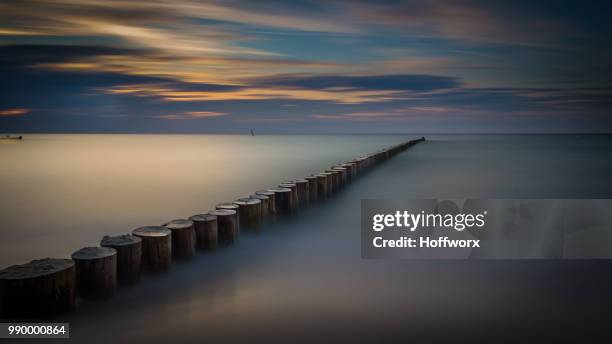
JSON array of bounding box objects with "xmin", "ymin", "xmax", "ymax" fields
[
  {"xmin": 1, "ymin": 1, "xmax": 611, "ymax": 133},
  {"xmin": 0, "ymin": 44, "xmax": 241, "ymax": 109},
  {"xmin": 0, "ymin": 44, "xmax": 152, "ymax": 67},
  {"xmin": 253, "ymin": 74, "xmax": 460, "ymax": 91}
]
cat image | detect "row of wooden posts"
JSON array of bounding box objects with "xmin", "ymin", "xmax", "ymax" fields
[{"xmin": 0, "ymin": 137, "xmax": 425, "ymax": 318}]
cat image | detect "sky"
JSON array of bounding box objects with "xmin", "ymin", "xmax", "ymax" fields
[{"xmin": 1, "ymin": 0, "xmax": 611, "ymax": 133}]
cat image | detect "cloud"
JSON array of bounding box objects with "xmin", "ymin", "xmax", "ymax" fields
[
  {"xmin": 0, "ymin": 108, "xmax": 30, "ymax": 117},
  {"xmin": 1, "ymin": 1, "xmax": 611, "ymax": 133},
  {"xmin": 156, "ymin": 111, "xmax": 228, "ymax": 120},
  {"xmin": 102, "ymin": 83, "xmax": 408, "ymax": 104},
  {"xmin": 253, "ymin": 74, "xmax": 460, "ymax": 91},
  {"xmin": 340, "ymin": 0, "xmax": 580, "ymax": 48},
  {"xmin": 0, "ymin": 44, "xmax": 155, "ymax": 69}
]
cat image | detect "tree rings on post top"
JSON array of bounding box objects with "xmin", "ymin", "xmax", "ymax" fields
[{"xmin": 216, "ymin": 202, "xmax": 239, "ymax": 211}]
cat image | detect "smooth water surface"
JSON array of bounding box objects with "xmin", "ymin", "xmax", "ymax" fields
[
  {"xmin": 2, "ymin": 134, "xmax": 612, "ymax": 342},
  {"xmin": 0, "ymin": 134, "xmax": 405, "ymax": 267}
]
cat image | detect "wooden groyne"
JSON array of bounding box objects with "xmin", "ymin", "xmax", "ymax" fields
[{"xmin": 0, "ymin": 137, "xmax": 425, "ymax": 318}]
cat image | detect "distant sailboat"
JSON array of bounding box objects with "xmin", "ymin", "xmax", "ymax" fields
[{"xmin": 250, "ymin": 129, "xmax": 255, "ymax": 136}]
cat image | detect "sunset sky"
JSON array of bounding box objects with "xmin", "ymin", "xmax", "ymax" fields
[{"xmin": 1, "ymin": 0, "xmax": 611, "ymax": 133}]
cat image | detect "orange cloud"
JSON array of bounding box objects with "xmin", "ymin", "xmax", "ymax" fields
[
  {"xmin": 0, "ymin": 108, "xmax": 30, "ymax": 117},
  {"xmin": 105, "ymin": 84, "xmax": 405, "ymax": 104}
]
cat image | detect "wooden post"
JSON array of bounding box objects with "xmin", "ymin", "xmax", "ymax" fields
[
  {"xmin": 350, "ymin": 159, "xmax": 360, "ymax": 176},
  {"xmin": 234, "ymin": 198, "xmax": 262, "ymax": 229},
  {"xmin": 332, "ymin": 167, "xmax": 347, "ymax": 188},
  {"xmin": 325, "ymin": 172, "xmax": 334, "ymax": 194},
  {"xmin": 256, "ymin": 190, "xmax": 276, "ymax": 216},
  {"xmin": 341, "ymin": 163, "xmax": 355, "ymax": 183},
  {"xmin": 71, "ymin": 247, "xmax": 117, "ymax": 300},
  {"xmin": 0, "ymin": 258, "xmax": 75, "ymax": 318},
  {"xmin": 334, "ymin": 169, "xmax": 344, "ymax": 189},
  {"xmin": 325, "ymin": 170, "xmax": 339, "ymax": 193},
  {"xmin": 305, "ymin": 175, "xmax": 318, "ymax": 202},
  {"xmin": 164, "ymin": 219, "xmax": 196, "ymax": 260},
  {"xmin": 132, "ymin": 226, "xmax": 172, "ymax": 273},
  {"xmin": 250, "ymin": 194, "xmax": 270, "ymax": 218},
  {"xmin": 268, "ymin": 187, "xmax": 294, "ymax": 215},
  {"xmin": 316, "ymin": 173, "xmax": 330, "ymax": 200},
  {"xmin": 293, "ymin": 179, "xmax": 310, "ymax": 206},
  {"xmin": 363, "ymin": 156, "xmax": 370, "ymax": 170},
  {"xmin": 216, "ymin": 203, "xmax": 241, "ymax": 232},
  {"xmin": 278, "ymin": 183, "xmax": 299, "ymax": 209},
  {"xmin": 188, "ymin": 214, "xmax": 218, "ymax": 251},
  {"xmin": 355, "ymin": 157, "xmax": 366, "ymax": 175},
  {"xmin": 209, "ymin": 209, "xmax": 238, "ymax": 244},
  {"xmin": 100, "ymin": 234, "xmax": 142, "ymax": 286}
]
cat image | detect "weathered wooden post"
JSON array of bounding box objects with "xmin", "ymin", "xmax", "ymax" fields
[
  {"xmin": 315, "ymin": 173, "xmax": 327, "ymax": 200},
  {"xmin": 164, "ymin": 219, "xmax": 196, "ymax": 260},
  {"xmin": 132, "ymin": 226, "xmax": 172, "ymax": 273},
  {"xmin": 341, "ymin": 163, "xmax": 355, "ymax": 183},
  {"xmin": 100, "ymin": 234, "xmax": 142, "ymax": 286},
  {"xmin": 305, "ymin": 175, "xmax": 318, "ymax": 202},
  {"xmin": 216, "ymin": 203, "xmax": 241, "ymax": 231},
  {"xmin": 332, "ymin": 166, "xmax": 347, "ymax": 188},
  {"xmin": 316, "ymin": 173, "xmax": 331, "ymax": 200},
  {"xmin": 355, "ymin": 157, "xmax": 366, "ymax": 174},
  {"xmin": 256, "ymin": 190, "xmax": 276, "ymax": 216},
  {"xmin": 269, "ymin": 187, "xmax": 294, "ymax": 215},
  {"xmin": 350, "ymin": 159, "xmax": 360, "ymax": 176},
  {"xmin": 325, "ymin": 170, "xmax": 339, "ymax": 193},
  {"xmin": 209, "ymin": 209, "xmax": 238, "ymax": 244},
  {"xmin": 234, "ymin": 198, "xmax": 262, "ymax": 229},
  {"xmin": 293, "ymin": 179, "xmax": 310, "ymax": 206},
  {"xmin": 278, "ymin": 182, "xmax": 299, "ymax": 209},
  {"xmin": 71, "ymin": 247, "xmax": 117, "ymax": 300},
  {"xmin": 250, "ymin": 194, "xmax": 270, "ymax": 218},
  {"xmin": 189, "ymin": 214, "xmax": 218, "ymax": 251},
  {"xmin": 335, "ymin": 169, "xmax": 344, "ymax": 189},
  {"xmin": 0, "ymin": 258, "xmax": 75, "ymax": 317}
]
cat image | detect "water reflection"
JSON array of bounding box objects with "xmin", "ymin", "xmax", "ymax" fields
[{"xmin": 0, "ymin": 134, "xmax": 407, "ymax": 266}]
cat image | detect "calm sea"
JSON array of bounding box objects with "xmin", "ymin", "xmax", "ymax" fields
[{"xmin": 1, "ymin": 134, "xmax": 611, "ymax": 342}]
